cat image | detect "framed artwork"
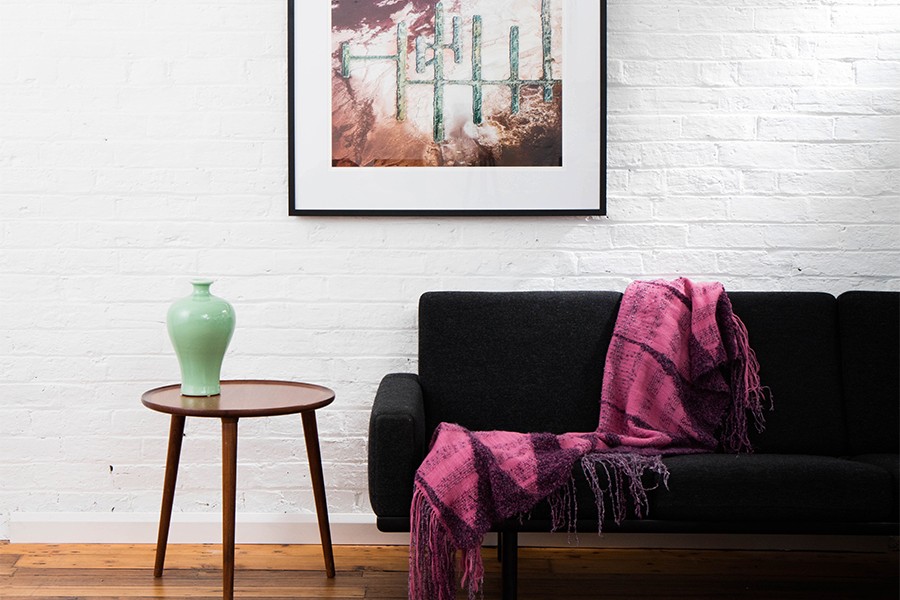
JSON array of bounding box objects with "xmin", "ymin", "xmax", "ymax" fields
[{"xmin": 288, "ymin": 0, "xmax": 606, "ymax": 216}]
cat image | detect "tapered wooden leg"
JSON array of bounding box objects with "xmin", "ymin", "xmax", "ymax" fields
[
  {"xmin": 154, "ymin": 414, "xmax": 185, "ymax": 578},
  {"xmin": 301, "ymin": 410, "xmax": 335, "ymax": 578},
  {"xmin": 222, "ymin": 417, "xmax": 239, "ymax": 600}
]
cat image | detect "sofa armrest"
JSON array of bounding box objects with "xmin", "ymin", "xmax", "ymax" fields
[{"xmin": 368, "ymin": 373, "xmax": 426, "ymax": 520}]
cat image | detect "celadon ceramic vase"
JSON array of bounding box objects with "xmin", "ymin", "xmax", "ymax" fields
[{"xmin": 166, "ymin": 279, "xmax": 235, "ymax": 396}]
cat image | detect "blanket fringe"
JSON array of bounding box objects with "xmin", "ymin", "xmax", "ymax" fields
[
  {"xmin": 548, "ymin": 453, "xmax": 669, "ymax": 535},
  {"xmin": 548, "ymin": 474, "xmax": 578, "ymax": 536},
  {"xmin": 582, "ymin": 453, "xmax": 669, "ymax": 530},
  {"xmin": 460, "ymin": 544, "xmax": 484, "ymax": 599},
  {"xmin": 723, "ymin": 312, "xmax": 770, "ymax": 453},
  {"xmin": 410, "ymin": 485, "xmax": 461, "ymax": 600}
]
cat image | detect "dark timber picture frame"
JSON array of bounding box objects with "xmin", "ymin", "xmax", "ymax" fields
[{"xmin": 288, "ymin": 0, "xmax": 606, "ymax": 216}]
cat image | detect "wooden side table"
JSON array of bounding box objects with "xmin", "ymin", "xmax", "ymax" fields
[{"xmin": 142, "ymin": 379, "xmax": 336, "ymax": 600}]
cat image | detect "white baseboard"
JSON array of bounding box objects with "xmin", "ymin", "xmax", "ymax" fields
[
  {"xmin": 9, "ymin": 512, "xmax": 408, "ymax": 545},
  {"xmin": 8, "ymin": 512, "xmax": 894, "ymax": 552}
]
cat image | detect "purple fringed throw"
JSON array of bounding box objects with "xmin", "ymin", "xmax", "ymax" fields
[{"xmin": 409, "ymin": 279, "xmax": 767, "ymax": 600}]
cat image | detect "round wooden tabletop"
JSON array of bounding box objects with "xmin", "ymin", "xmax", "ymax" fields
[{"xmin": 141, "ymin": 380, "xmax": 335, "ymax": 418}]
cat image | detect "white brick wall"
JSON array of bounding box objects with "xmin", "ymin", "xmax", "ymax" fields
[{"xmin": 0, "ymin": 0, "xmax": 898, "ymax": 540}]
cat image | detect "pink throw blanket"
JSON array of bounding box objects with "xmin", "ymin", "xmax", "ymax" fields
[{"xmin": 409, "ymin": 279, "xmax": 767, "ymax": 600}]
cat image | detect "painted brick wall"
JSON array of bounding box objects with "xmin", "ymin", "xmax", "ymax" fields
[{"xmin": 0, "ymin": 0, "xmax": 897, "ymax": 539}]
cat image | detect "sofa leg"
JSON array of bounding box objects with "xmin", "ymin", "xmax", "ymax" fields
[{"xmin": 500, "ymin": 529, "xmax": 518, "ymax": 600}]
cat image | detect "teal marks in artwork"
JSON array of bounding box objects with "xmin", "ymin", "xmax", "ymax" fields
[
  {"xmin": 340, "ymin": 22, "xmax": 410, "ymax": 122},
  {"xmin": 471, "ymin": 15, "xmax": 483, "ymax": 125},
  {"xmin": 397, "ymin": 21, "xmax": 409, "ymax": 121},
  {"xmin": 509, "ymin": 25, "xmax": 521, "ymax": 114},
  {"xmin": 541, "ymin": 0, "xmax": 554, "ymax": 102},
  {"xmin": 339, "ymin": 1, "xmax": 561, "ymax": 143}
]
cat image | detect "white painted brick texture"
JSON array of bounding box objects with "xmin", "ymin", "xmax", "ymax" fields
[{"xmin": 0, "ymin": 0, "xmax": 898, "ymax": 539}]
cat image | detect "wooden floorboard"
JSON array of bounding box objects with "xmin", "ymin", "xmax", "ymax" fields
[{"xmin": 0, "ymin": 541, "xmax": 897, "ymax": 599}]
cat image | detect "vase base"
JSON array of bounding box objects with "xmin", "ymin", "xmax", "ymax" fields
[{"xmin": 180, "ymin": 386, "xmax": 222, "ymax": 397}]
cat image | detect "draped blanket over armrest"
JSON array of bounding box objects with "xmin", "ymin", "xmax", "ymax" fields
[{"xmin": 409, "ymin": 279, "xmax": 767, "ymax": 600}]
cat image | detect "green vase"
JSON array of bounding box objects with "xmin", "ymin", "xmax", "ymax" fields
[{"xmin": 166, "ymin": 279, "xmax": 236, "ymax": 396}]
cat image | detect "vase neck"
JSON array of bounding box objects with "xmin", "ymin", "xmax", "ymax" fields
[{"xmin": 191, "ymin": 279, "xmax": 214, "ymax": 297}]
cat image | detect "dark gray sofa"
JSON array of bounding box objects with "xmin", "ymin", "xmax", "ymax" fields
[{"xmin": 368, "ymin": 290, "xmax": 899, "ymax": 598}]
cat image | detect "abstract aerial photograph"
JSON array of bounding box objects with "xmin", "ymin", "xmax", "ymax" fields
[{"xmin": 331, "ymin": 0, "xmax": 564, "ymax": 167}]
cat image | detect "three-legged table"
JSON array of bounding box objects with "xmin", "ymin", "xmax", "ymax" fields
[{"xmin": 142, "ymin": 380, "xmax": 336, "ymax": 599}]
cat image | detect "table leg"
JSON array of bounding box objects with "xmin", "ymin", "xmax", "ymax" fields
[
  {"xmin": 154, "ymin": 414, "xmax": 185, "ymax": 578},
  {"xmin": 222, "ymin": 417, "xmax": 239, "ymax": 600},
  {"xmin": 301, "ymin": 411, "xmax": 335, "ymax": 578}
]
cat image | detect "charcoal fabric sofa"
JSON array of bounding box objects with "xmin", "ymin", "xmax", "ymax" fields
[{"xmin": 368, "ymin": 290, "xmax": 899, "ymax": 599}]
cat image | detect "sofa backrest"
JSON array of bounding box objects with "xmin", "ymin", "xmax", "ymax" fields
[
  {"xmin": 418, "ymin": 291, "xmax": 621, "ymax": 438},
  {"xmin": 728, "ymin": 292, "xmax": 846, "ymax": 455},
  {"xmin": 418, "ymin": 289, "xmax": 888, "ymax": 458},
  {"xmin": 838, "ymin": 291, "xmax": 900, "ymax": 455}
]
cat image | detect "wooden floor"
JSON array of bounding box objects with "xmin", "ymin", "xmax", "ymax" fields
[{"xmin": 0, "ymin": 542, "xmax": 897, "ymax": 599}]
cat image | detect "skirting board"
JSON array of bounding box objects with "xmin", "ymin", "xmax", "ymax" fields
[{"xmin": 8, "ymin": 512, "xmax": 894, "ymax": 552}]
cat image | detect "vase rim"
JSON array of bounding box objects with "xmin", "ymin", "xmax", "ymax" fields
[{"xmin": 190, "ymin": 278, "xmax": 214, "ymax": 286}]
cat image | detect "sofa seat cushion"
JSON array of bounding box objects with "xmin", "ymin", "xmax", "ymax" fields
[
  {"xmin": 850, "ymin": 454, "xmax": 899, "ymax": 520},
  {"xmin": 651, "ymin": 454, "xmax": 894, "ymax": 523},
  {"xmin": 391, "ymin": 453, "xmax": 898, "ymax": 532}
]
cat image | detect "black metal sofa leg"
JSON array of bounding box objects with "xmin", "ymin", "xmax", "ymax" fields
[{"xmin": 500, "ymin": 530, "xmax": 518, "ymax": 600}]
